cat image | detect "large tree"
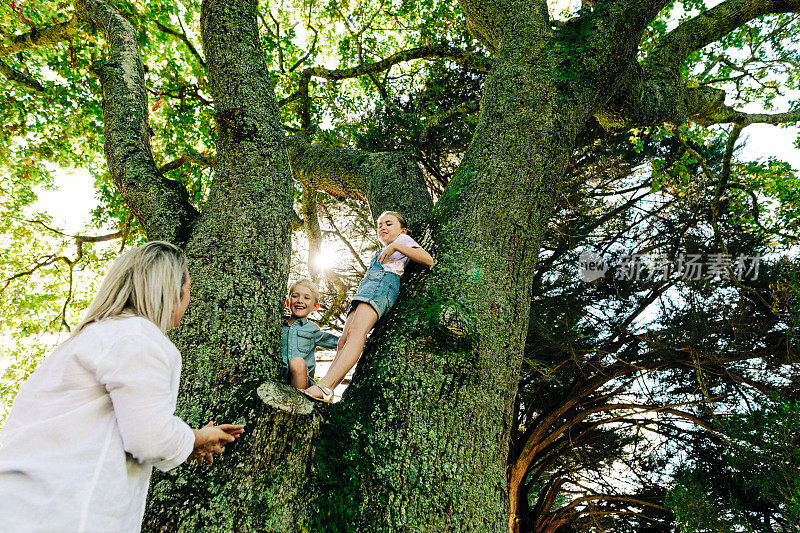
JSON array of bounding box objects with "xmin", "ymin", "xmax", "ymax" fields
[{"xmin": 1, "ymin": 0, "xmax": 798, "ymax": 531}]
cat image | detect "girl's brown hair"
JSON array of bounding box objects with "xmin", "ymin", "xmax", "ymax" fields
[{"xmin": 379, "ymin": 210, "xmax": 407, "ymax": 229}]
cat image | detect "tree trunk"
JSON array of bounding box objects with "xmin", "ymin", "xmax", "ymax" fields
[{"xmin": 142, "ymin": 0, "xmax": 300, "ymax": 529}]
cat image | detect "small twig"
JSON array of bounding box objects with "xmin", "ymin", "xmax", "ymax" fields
[
  {"xmin": 288, "ymin": 22, "xmax": 318, "ymax": 73},
  {"xmin": 119, "ymin": 212, "xmax": 133, "ymax": 252},
  {"xmin": 154, "ymin": 21, "xmax": 206, "ymax": 68},
  {"xmin": 268, "ymin": 10, "xmax": 285, "ymax": 72},
  {"xmin": 0, "ymin": 57, "xmax": 45, "ymax": 91},
  {"xmin": 24, "ymin": 219, "xmax": 125, "ymax": 244}
]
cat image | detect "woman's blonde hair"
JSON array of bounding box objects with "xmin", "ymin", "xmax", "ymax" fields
[{"xmin": 72, "ymin": 241, "xmax": 188, "ymax": 335}]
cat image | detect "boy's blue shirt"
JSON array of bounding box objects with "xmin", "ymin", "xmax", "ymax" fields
[{"xmin": 281, "ymin": 317, "xmax": 339, "ymax": 385}]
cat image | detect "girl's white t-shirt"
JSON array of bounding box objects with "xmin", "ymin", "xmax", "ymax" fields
[
  {"xmin": 0, "ymin": 316, "xmax": 195, "ymax": 532},
  {"xmin": 381, "ymin": 233, "xmax": 420, "ymax": 276}
]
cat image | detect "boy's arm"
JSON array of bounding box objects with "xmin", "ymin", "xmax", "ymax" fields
[{"xmin": 315, "ymin": 330, "xmax": 340, "ymax": 350}]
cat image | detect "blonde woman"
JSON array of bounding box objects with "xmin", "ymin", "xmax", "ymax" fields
[{"xmin": 0, "ymin": 241, "xmax": 243, "ymax": 532}]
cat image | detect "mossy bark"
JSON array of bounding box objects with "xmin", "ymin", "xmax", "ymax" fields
[
  {"xmin": 75, "ymin": 0, "xmax": 199, "ymax": 245},
  {"xmin": 310, "ymin": 20, "xmax": 573, "ymax": 533},
  {"xmin": 286, "ymin": 134, "xmax": 433, "ymax": 230},
  {"xmin": 308, "ymin": 4, "xmax": 671, "ymax": 531},
  {"xmin": 140, "ymin": 0, "xmax": 301, "ymax": 530}
]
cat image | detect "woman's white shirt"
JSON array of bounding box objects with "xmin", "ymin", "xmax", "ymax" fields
[{"xmin": 0, "ymin": 316, "xmax": 195, "ymax": 532}]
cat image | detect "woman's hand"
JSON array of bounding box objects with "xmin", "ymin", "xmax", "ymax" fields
[{"xmin": 188, "ymin": 422, "xmax": 245, "ymax": 466}]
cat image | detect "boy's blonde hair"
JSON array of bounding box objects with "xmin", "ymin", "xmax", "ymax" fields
[
  {"xmin": 289, "ymin": 279, "xmax": 320, "ymax": 305},
  {"xmin": 72, "ymin": 241, "xmax": 188, "ymax": 335},
  {"xmin": 379, "ymin": 210, "xmax": 407, "ymax": 229}
]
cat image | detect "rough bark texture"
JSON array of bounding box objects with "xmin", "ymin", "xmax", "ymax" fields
[
  {"xmin": 146, "ymin": 382, "xmax": 322, "ymax": 532},
  {"xmin": 304, "ymin": 2, "xmax": 689, "ymax": 530},
  {"xmin": 139, "ymin": 0, "xmax": 298, "ymax": 529},
  {"xmin": 0, "ymin": 15, "xmax": 80, "ymax": 57},
  {"xmin": 0, "ymin": 58, "xmax": 46, "ymax": 91},
  {"xmin": 597, "ymin": 0, "xmax": 800, "ymax": 130},
  {"xmin": 307, "ymin": 9, "xmax": 615, "ymax": 533},
  {"xmin": 75, "ymin": 0, "xmax": 199, "ymax": 245},
  {"xmin": 286, "ymin": 135, "xmax": 434, "ymax": 230}
]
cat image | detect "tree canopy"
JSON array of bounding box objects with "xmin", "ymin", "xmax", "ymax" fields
[{"xmin": 1, "ymin": 0, "xmax": 799, "ymax": 531}]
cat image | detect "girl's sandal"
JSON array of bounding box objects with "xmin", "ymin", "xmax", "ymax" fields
[{"xmin": 303, "ymin": 384, "xmax": 335, "ymax": 403}]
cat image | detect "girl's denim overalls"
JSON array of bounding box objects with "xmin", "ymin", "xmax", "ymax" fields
[{"xmin": 347, "ymin": 250, "xmax": 402, "ymax": 319}]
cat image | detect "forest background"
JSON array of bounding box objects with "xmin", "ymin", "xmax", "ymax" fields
[{"xmin": 1, "ymin": 0, "xmax": 800, "ymax": 531}]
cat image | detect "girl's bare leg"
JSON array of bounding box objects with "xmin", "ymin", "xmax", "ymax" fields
[{"xmin": 306, "ymin": 303, "xmax": 377, "ymax": 397}]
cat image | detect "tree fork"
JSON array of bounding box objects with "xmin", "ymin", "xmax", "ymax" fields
[{"xmin": 310, "ymin": 24, "xmax": 589, "ymax": 533}]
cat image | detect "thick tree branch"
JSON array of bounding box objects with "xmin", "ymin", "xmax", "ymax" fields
[
  {"xmin": 647, "ymin": 0, "xmax": 800, "ymax": 72},
  {"xmin": 74, "ymin": 0, "xmax": 198, "ymax": 245},
  {"xmin": 0, "ymin": 58, "xmax": 45, "ymax": 91},
  {"xmin": 597, "ymin": 1, "xmax": 800, "ymax": 131},
  {"xmin": 602, "ymin": 0, "xmax": 672, "ymax": 25},
  {"xmin": 698, "ymin": 106, "xmax": 800, "ymax": 127},
  {"xmin": 285, "ymin": 134, "xmax": 433, "ymax": 229},
  {"xmin": 0, "ymin": 16, "xmax": 80, "ymax": 57},
  {"xmin": 587, "ymin": 0, "xmax": 672, "ymax": 72},
  {"xmin": 154, "ymin": 137, "xmax": 434, "ymax": 233},
  {"xmin": 420, "ymin": 98, "xmax": 481, "ymax": 143},
  {"xmin": 596, "ymin": 67, "xmax": 800, "ymax": 131},
  {"xmin": 302, "ymin": 186, "xmax": 323, "ymax": 281}
]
